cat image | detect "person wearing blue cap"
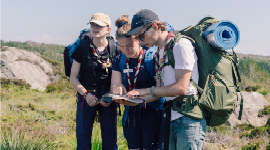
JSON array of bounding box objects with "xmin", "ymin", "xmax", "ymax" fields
[
  {"xmin": 123, "ymin": 9, "xmax": 207, "ymax": 150},
  {"xmin": 111, "ymin": 15, "xmax": 166, "ymax": 150}
]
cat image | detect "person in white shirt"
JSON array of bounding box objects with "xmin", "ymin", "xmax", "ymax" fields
[{"xmin": 123, "ymin": 9, "xmax": 207, "ymax": 150}]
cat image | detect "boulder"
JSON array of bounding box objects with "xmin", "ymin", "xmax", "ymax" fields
[
  {"xmin": 227, "ymin": 91, "xmax": 269, "ymax": 127},
  {"xmin": 1, "ymin": 46, "xmax": 53, "ymax": 91}
]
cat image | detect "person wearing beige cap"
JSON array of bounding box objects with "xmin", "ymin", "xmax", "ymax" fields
[
  {"xmin": 87, "ymin": 13, "xmax": 112, "ymax": 37},
  {"xmin": 70, "ymin": 12, "xmax": 121, "ymax": 150}
]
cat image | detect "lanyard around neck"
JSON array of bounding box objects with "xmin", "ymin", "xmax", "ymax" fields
[{"xmin": 125, "ymin": 47, "xmax": 143, "ymax": 91}]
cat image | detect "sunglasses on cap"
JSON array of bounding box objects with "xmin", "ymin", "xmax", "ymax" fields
[{"xmin": 136, "ymin": 25, "xmax": 152, "ymax": 41}]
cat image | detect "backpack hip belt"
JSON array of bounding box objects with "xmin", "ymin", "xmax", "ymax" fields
[
  {"xmin": 84, "ymin": 84, "xmax": 111, "ymax": 92},
  {"xmin": 172, "ymin": 94, "xmax": 204, "ymax": 120}
]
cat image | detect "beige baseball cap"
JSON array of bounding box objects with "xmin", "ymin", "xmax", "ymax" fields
[{"xmin": 87, "ymin": 13, "xmax": 111, "ymax": 27}]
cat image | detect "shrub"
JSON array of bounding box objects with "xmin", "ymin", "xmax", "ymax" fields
[
  {"xmin": 240, "ymin": 125, "xmax": 270, "ymax": 138},
  {"xmin": 258, "ymin": 105, "xmax": 270, "ymax": 116},
  {"xmin": 1, "ymin": 78, "xmax": 31, "ymax": 89},
  {"xmin": 46, "ymin": 83, "xmax": 58, "ymax": 93},
  {"xmin": 245, "ymin": 86, "xmax": 252, "ymax": 92},
  {"xmin": 245, "ymin": 85, "xmax": 261, "ymax": 92},
  {"xmin": 241, "ymin": 143, "xmax": 260, "ymax": 150},
  {"xmin": 251, "ymin": 85, "xmax": 261, "ymax": 91},
  {"xmin": 259, "ymin": 90, "xmax": 268, "ymax": 96},
  {"xmin": 45, "ymin": 82, "xmax": 75, "ymax": 93}
]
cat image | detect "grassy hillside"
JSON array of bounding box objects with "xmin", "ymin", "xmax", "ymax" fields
[
  {"xmin": 1, "ymin": 40, "xmax": 270, "ymax": 149},
  {"xmin": 237, "ymin": 53, "xmax": 270, "ymax": 99},
  {"xmin": 1, "ymin": 82, "xmax": 128, "ymax": 149},
  {"xmin": 2, "ymin": 79, "xmax": 270, "ymax": 149}
]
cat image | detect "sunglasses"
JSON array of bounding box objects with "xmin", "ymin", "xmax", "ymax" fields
[{"xmin": 136, "ymin": 25, "xmax": 152, "ymax": 41}]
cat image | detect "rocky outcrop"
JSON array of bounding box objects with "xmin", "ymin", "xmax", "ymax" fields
[
  {"xmin": 227, "ymin": 91, "xmax": 269, "ymax": 127},
  {"xmin": 1, "ymin": 46, "xmax": 53, "ymax": 91}
]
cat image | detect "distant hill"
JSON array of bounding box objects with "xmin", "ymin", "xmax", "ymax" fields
[
  {"xmin": 237, "ymin": 53, "xmax": 270, "ymax": 62},
  {"xmin": 1, "ymin": 40, "xmax": 270, "ymax": 91},
  {"xmin": 1, "ymin": 40, "xmax": 65, "ymax": 62},
  {"xmin": 237, "ymin": 53, "xmax": 270, "ymax": 79}
]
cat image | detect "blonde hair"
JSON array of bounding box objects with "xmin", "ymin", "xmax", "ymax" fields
[{"xmin": 115, "ymin": 15, "xmax": 132, "ymax": 39}]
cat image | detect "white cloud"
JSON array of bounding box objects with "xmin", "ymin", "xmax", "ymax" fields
[
  {"xmin": 30, "ymin": 34, "xmax": 75, "ymax": 46},
  {"xmin": 54, "ymin": 36, "xmax": 75, "ymax": 46},
  {"xmin": 4, "ymin": 34, "xmax": 75, "ymax": 46},
  {"xmin": 30, "ymin": 34, "xmax": 54, "ymax": 44}
]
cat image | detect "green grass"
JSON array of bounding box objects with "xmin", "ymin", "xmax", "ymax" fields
[
  {"xmin": 1, "ymin": 80, "xmax": 270, "ymax": 149},
  {"xmin": 1, "ymin": 82, "xmax": 127, "ymax": 149}
]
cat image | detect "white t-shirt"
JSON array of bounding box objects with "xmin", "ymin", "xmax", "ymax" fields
[{"xmin": 159, "ymin": 38, "xmax": 199, "ymax": 121}]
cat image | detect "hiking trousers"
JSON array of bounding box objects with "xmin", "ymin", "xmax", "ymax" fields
[
  {"xmin": 76, "ymin": 90, "xmax": 118, "ymax": 150},
  {"xmin": 123, "ymin": 105, "xmax": 165, "ymax": 150}
]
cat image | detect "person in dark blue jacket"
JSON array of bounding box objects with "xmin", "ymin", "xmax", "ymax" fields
[
  {"xmin": 70, "ymin": 13, "xmax": 121, "ymax": 150},
  {"xmin": 111, "ymin": 15, "xmax": 165, "ymax": 150}
]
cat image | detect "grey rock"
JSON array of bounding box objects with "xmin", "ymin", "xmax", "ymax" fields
[
  {"xmin": 1, "ymin": 46, "xmax": 54, "ymax": 91},
  {"xmin": 1, "ymin": 60, "xmax": 5, "ymax": 67},
  {"xmin": 227, "ymin": 91, "xmax": 269, "ymax": 127}
]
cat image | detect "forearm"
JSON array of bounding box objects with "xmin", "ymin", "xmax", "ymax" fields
[
  {"xmin": 142, "ymin": 83, "xmax": 186, "ymax": 97},
  {"xmin": 142, "ymin": 95, "xmax": 161, "ymax": 103},
  {"xmin": 155, "ymin": 83, "xmax": 186, "ymax": 96},
  {"xmin": 70, "ymin": 77, "xmax": 87, "ymax": 95},
  {"xmin": 152, "ymin": 70, "xmax": 191, "ymax": 96}
]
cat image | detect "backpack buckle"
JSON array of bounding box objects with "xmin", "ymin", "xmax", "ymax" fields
[
  {"xmin": 190, "ymin": 95, "xmax": 198, "ymax": 106},
  {"xmin": 91, "ymin": 57, "xmax": 97, "ymax": 61},
  {"xmin": 176, "ymin": 99, "xmax": 183, "ymax": 109},
  {"xmin": 87, "ymin": 55, "xmax": 92, "ymax": 60},
  {"xmin": 210, "ymin": 70, "xmax": 216, "ymax": 75}
]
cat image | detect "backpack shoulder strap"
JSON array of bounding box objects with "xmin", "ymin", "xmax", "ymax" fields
[
  {"xmin": 119, "ymin": 54, "xmax": 127, "ymax": 87},
  {"xmin": 80, "ymin": 38, "xmax": 91, "ymax": 73},
  {"xmin": 144, "ymin": 46, "xmax": 157, "ymax": 83},
  {"xmin": 107, "ymin": 36, "xmax": 117, "ymax": 59},
  {"xmin": 165, "ymin": 34, "xmax": 194, "ymax": 69},
  {"xmin": 119, "ymin": 53, "xmax": 126, "ymax": 71}
]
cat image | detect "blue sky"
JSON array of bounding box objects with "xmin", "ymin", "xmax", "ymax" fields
[{"xmin": 1, "ymin": 0, "xmax": 270, "ymax": 56}]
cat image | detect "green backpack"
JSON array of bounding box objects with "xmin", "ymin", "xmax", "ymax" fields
[{"xmin": 166, "ymin": 17, "xmax": 243, "ymax": 127}]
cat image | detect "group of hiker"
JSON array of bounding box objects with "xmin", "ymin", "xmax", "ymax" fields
[{"xmin": 68, "ymin": 9, "xmax": 241, "ymax": 150}]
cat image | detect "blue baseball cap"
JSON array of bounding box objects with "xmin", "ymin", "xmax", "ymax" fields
[{"xmin": 126, "ymin": 9, "xmax": 159, "ymax": 36}]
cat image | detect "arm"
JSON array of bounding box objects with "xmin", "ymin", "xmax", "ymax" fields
[
  {"xmin": 111, "ymin": 70, "xmax": 136, "ymax": 105},
  {"xmin": 70, "ymin": 60, "xmax": 86, "ymax": 95},
  {"xmin": 139, "ymin": 95, "xmax": 162, "ymax": 103},
  {"xmin": 127, "ymin": 38, "xmax": 195, "ymax": 97},
  {"xmin": 70, "ymin": 60, "xmax": 99, "ymax": 106},
  {"xmin": 126, "ymin": 69, "xmax": 191, "ymax": 97},
  {"xmin": 110, "ymin": 70, "xmax": 127, "ymax": 95},
  {"xmin": 153, "ymin": 69, "xmax": 191, "ymax": 96}
]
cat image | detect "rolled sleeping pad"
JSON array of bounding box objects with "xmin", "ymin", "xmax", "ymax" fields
[{"xmin": 204, "ymin": 20, "xmax": 240, "ymax": 50}]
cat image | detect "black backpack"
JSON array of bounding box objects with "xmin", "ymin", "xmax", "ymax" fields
[{"xmin": 63, "ymin": 28, "xmax": 118, "ymax": 77}]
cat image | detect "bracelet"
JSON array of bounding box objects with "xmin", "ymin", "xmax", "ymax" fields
[
  {"xmin": 151, "ymin": 86, "xmax": 156, "ymax": 97},
  {"xmin": 83, "ymin": 90, "xmax": 91, "ymax": 100}
]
